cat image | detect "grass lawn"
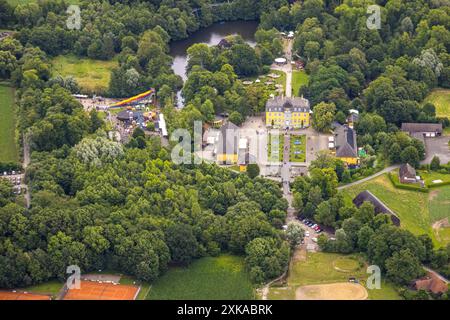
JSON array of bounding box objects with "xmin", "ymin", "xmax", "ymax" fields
[
  {"xmin": 429, "ymin": 186, "xmax": 450, "ymax": 222},
  {"xmin": 51, "ymin": 55, "xmax": 117, "ymax": 94},
  {"xmin": 424, "ymin": 88, "xmax": 450, "ymax": 118},
  {"xmin": 268, "ymin": 133, "xmax": 284, "ymax": 162},
  {"xmin": 269, "ymin": 69, "xmax": 286, "ymax": 96},
  {"xmin": 290, "ymin": 134, "xmax": 306, "ymax": 162},
  {"xmin": 268, "ymin": 252, "xmax": 400, "ymax": 300},
  {"xmin": 291, "ymin": 70, "xmax": 309, "ymax": 97},
  {"xmin": 0, "ymin": 84, "xmax": 18, "ymax": 163},
  {"xmin": 147, "ymin": 255, "xmax": 254, "ymax": 300}
]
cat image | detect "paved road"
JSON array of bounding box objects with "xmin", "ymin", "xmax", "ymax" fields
[
  {"xmin": 337, "ymin": 165, "xmax": 400, "ymax": 190},
  {"xmin": 422, "ymin": 136, "xmax": 450, "ymax": 165},
  {"xmin": 284, "ymin": 40, "xmax": 293, "ymax": 98},
  {"xmin": 424, "ymin": 266, "xmax": 450, "ymax": 284}
]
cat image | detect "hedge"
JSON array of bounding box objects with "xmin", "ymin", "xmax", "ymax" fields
[
  {"xmin": 427, "ymin": 181, "xmax": 450, "ymax": 188},
  {"xmin": 387, "ymin": 173, "xmax": 430, "ymax": 193},
  {"xmin": 0, "ymin": 162, "xmax": 22, "ymax": 172}
]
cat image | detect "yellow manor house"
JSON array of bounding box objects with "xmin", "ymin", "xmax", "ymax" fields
[{"xmin": 265, "ymin": 96, "xmax": 311, "ymax": 129}]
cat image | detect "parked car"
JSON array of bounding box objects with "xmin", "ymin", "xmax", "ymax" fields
[
  {"xmin": 316, "ymin": 229, "xmax": 322, "ymax": 234},
  {"xmin": 305, "ymin": 232, "xmax": 310, "ymax": 237}
]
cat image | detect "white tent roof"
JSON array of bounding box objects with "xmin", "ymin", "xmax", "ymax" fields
[{"xmin": 275, "ymin": 57, "xmax": 287, "ymax": 63}]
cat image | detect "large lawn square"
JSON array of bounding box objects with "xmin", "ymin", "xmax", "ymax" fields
[{"xmin": 290, "ymin": 134, "xmax": 306, "ymax": 162}]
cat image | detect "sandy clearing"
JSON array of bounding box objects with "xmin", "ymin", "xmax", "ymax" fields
[{"xmin": 295, "ymin": 282, "xmax": 368, "ymax": 300}]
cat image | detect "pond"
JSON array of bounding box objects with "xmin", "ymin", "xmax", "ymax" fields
[{"xmin": 169, "ymin": 20, "xmax": 258, "ymax": 107}]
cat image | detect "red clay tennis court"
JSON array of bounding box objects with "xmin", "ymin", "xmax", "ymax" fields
[
  {"xmin": 63, "ymin": 280, "xmax": 139, "ymax": 300},
  {"xmin": 0, "ymin": 291, "xmax": 51, "ymax": 300}
]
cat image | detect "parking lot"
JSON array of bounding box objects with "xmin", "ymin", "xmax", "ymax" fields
[
  {"xmin": 1, "ymin": 171, "xmax": 24, "ymax": 195},
  {"xmin": 423, "ymin": 136, "xmax": 450, "ymax": 164}
]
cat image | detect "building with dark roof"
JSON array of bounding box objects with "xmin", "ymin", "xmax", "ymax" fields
[
  {"xmin": 217, "ymin": 38, "xmax": 232, "ymax": 49},
  {"xmin": 265, "ymin": 96, "xmax": 310, "ymax": 129},
  {"xmin": 399, "ymin": 163, "xmax": 418, "ymax": 184},
  {"xmin": 401, "ymin": 123, "xmax": 443, "ymax": 137},
  {"xmin": 353, "ymin": 190, "xmax": 400, "ymax": 226},
  {"xmin": 216, "ymin": 122, "xmax": 239, "ymax": 164},
  {"xmin": 334, "ymin": 125, "xmax": 358, "ymax": 165},
  {"xmin": 414, "ymin": 272, "xmax": 448, "ymax": 295}
]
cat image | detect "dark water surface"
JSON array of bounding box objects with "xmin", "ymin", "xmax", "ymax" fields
[{"xmin": 170, "ymin": 20, "xmax": 258, "ymax": 81}]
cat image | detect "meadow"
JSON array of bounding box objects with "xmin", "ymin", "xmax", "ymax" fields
[
  {"xmin": 267, "ymin": 252, "xmax": 400, "ymax": 300},
  {"xmin": 147, "ymin": 255, "xmax": 254, "ymax": 300},
  {"xmin": 424, "ymin": 88, "xmax": 450, "ymax": 118},
  {"xmin": 291, "ymin": 70, "xmax": 309, "ymax": 97},
  {"xmin": 0, "ymin": 84, "xmax": 18, "ymax": 163},
  {"xmin": 290, "ymin": 134, "xmax": 306, "ymax": 162},
  {"xmin": 51, "ymin": 55, "xmax": 117, "ymax": 94}
]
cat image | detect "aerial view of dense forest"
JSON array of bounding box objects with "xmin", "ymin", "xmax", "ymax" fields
[{"xmin": 0, "ymin": 0, "xmax": 449, "ymax": 306}]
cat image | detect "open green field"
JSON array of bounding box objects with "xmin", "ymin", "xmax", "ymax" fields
[
  {"xmin": 290, "ymin": 134, "xmax": 306, "ymax": 162},
  {"xmin": 0, "ymin": 84, "xmax": 18, "ymax": 163},
  {"xmin": 429, "ymin": 186, "xmax": 450, "ymax": 222},
  {"xmin": 424, "ymin": 88, "xmax": 450, "ymax": 118},
  {"xmin": 341, "ymin": 173, "xmax": 450, "ymax": 247},
  {"xmin": 147, "ymin": 255, "xmax": 254, "ymax": 300},
  {"xmin": 268, "ymin": 133, "xmax": 284, "ymax": 162},
  {"xmin": 267, "ymin": 252, "xmax": 400, "ymax": 300},
  {"xmin": 51, "ymin": 55, "xmax": 117, "ymax": 94},
  {"xmin": 292, "ymin": 70, "xmax": 309, "ymax": 97}
]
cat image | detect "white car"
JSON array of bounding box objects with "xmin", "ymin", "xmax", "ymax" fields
[{"xmin": 305, "ymin": 231, "xmax": 310, "ymax": 237}]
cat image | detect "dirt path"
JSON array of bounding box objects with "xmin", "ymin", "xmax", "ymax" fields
[
  {"xmin": 295, "ymin": 283, "xmax": 368, "ymax": 300},
  {"xmin": 423, "ymin": 266, "xmax": 450, "ymax": 284}
]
